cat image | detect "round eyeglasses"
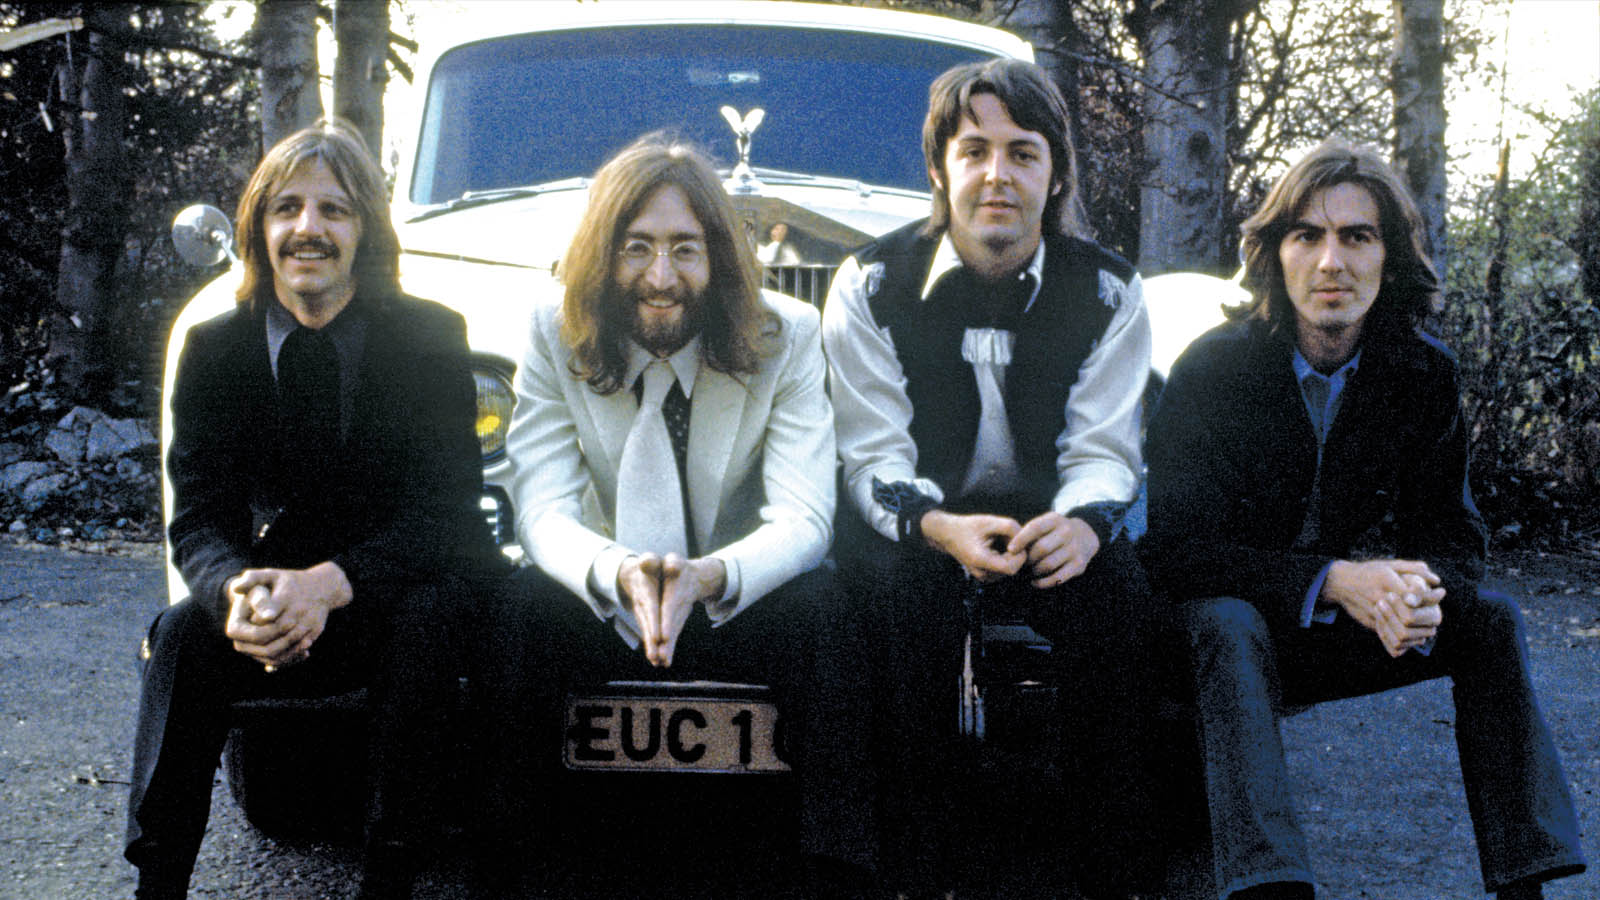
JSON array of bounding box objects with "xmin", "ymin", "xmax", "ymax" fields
[{"xmin": 617, "ymin": 238, "xmax": 707, "ymax": 270}]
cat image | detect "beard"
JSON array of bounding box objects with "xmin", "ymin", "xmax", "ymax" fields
[{"xmin": 622, "ymin": 279, "xmax": 706, "ymax": 357}]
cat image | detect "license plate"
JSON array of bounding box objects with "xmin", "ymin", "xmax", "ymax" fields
[{"xmin": 563, "ymin": 681, "xmax": 790, "ymax": 774}]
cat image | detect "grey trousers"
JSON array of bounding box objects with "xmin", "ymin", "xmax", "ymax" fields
[{"xmin": 1185, "ymin": 590, "xmax": 1586, "ymax": 898}]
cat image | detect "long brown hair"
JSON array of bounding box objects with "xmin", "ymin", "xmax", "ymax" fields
[
  {"xmin": 921, "ymin": 58, "xmax": 1088, "ymax": 239},
  {"xmin": 559, "ymin": 134, "xmax": 772, "ymax": 394},
  {"xmin": 1231, "ymin": 138, "xmax": 1439, "ymax": 336},
  {"xmin": 234, "ymin": 117, "xmax": 401, "ymax": 311}
]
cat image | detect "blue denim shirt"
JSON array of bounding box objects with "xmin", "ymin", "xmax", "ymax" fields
[{"xmin": 1294, "ymin": 347, "xmax": 1360, "ymax": 629}]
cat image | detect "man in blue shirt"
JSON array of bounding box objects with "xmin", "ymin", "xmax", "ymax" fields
[{"xmin": 1141, "ymin": 140, "xmax": 1585, "ymax": 900}]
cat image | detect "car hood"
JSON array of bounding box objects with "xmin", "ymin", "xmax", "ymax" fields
[
  {"xmin": 394, "ymin": 246, "xmax": 554, "ymax": 366},
  {"xmin": 395, "ymin": 176, "xmax": 933, "ymax": 270}
]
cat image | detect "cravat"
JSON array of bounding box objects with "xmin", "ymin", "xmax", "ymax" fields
[
  {"xmin": 959, "ymin": 327, "xmax": 1020, "ymax": 497},
  {"xmin": 614, "ymin": 360, "xmax": 690, "ymax": 557},
  {"xmin": 277, "ymin": 326, "xmax": 340, "ymax": 495}
]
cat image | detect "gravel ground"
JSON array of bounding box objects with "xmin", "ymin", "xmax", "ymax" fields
[{"xmin": 1, "ymin": 541, "xmax": 1595, "ymax": 899}]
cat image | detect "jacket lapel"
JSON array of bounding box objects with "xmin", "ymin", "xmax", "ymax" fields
[
  {"xmin": 588, "ymin": 384, "xmax": 636, "ymax": 478},
  {"xmin": 685, "ymin": 365, "xmax": 745, "ymax": 552},
  {"xmin": 1244, "ymin": 324, "xmax": 1319, "ymax": 461}
]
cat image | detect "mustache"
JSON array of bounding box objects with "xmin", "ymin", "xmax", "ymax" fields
[
  {"xmin": 624, "ymin": 282, "xmax": 691, "ymax": 306},
  {"xmin": 279, "ymin": 238, "xmax": 339, "ymax": 257}
]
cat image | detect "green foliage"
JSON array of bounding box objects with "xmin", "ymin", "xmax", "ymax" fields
[
  {"xmin": 1440, "ymin": 88, "xmax": 1600, "ymax": 541},
  {"xmin": 0, "ymin": 2, "xmax": 258, "ymax": 410}
]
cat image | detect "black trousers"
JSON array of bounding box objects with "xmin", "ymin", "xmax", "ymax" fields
[
  {"xmin": 1186, "ymin": 590, "xmax": 1586, "ymax": 897},
  {"xmin": 480, "ymin": 561, "xmax": 877, "ymax": 870},
  {"xmin": 124, "ymin": 578, "xmax": 466, "ymax": 884},
  {"xmin": 837, "ymin": 528, "xmax": 1173, "ymax": 894}
]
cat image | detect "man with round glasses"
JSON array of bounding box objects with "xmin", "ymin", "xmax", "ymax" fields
[{"xmin": 481, "ymin": 133, "xmax": 874, "ymax": 894}]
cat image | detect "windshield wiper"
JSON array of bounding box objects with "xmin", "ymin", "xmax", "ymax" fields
[
  {"xmin": 407, "ymin": 178, "xmax": 588, "ymax": 223},
  {"xmin": 727, "ymin": 166, "xmax": 819, "ymax": 183},
  {"xmin": 728, "ymin": 167, "xmax": 922, "ymax": 198}
]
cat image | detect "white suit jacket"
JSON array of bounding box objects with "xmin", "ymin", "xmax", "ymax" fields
[{"xmin": 507, "ymin": 289, "xmax": 835, "ymax": 640}]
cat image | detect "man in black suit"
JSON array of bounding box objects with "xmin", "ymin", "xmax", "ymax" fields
[
  {"xmin": 125, "ymin": 119, "xmax": 494, "ymax": 900},
  {"xmin": 1142, "ymin": 140, "xmax": 1586, "ymax": 900}
]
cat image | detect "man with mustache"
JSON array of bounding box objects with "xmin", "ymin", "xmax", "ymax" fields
[
  {"xmin": 488, "ymin": 134, "xmax": 873, "ymax": 893},
  {"xmin": 126, "ymin": 119, "xmax": 494, "ymax": 899},
  {"xmin": 822, "ymin": 59, "xmax": 1166, "ymax": 898},
  {"xmin": 1141, "ymin": 140, "xmax": 1586, "ymax": 899}
]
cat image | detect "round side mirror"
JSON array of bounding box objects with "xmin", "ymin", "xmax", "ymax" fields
[{"xmin": 171, "ymin": 204, "xmax": 235, "ymax": 267}]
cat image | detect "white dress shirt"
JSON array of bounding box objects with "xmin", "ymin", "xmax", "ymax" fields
[{"xmin": 821, "ymin": 232, "xmax": 1150, "ymax": 541}]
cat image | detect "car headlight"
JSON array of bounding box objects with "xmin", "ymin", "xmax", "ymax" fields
[{"xmin": 473, "ymin": 367, "xmax": 514, "ymax": 463}]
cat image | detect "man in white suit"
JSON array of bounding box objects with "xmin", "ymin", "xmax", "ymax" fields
[{"xmin": 483, "ymin": 134, "xmax": 873, "ymax": 896}]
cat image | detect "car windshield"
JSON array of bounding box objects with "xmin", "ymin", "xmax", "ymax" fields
[{"xmin": 409, "ymin": 24, "xmax": 1001, "ymax": 205}]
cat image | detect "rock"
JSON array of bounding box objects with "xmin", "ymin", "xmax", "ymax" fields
[
  {"xmin": 2, "ymin": 461, "xmax": 54, "ymax": 493},
  {"xmin": 0, "ymin": 442, "xmax": 24, "ymax": 466},
  {"xmin": 54, "ymin": 406, "xmax": 100, "ymax": 431},
  {"xmin": 32, "ymin": 527, "xmax": 57, "ymax": 544},
  {"xmin": 115, "ymin": 458, "xmax": 144, "ymax": 480},
  {"xmin": 87, "ymin": 416, "xmax": 156, "ymax": 462},
  {"xmin": 56, "ymin": 526, "xmax": 74, "ymax": 538},
  {"xmin": 19, "ymin": 473, "xmax": 69, "ymax": 510},
  {"xmin": 43, "ymin": 428, "xmax": 84, "ymax": 465},
  {"xmin": 8, "ymin": 519, "xmax": 25, "ymax": 534}
]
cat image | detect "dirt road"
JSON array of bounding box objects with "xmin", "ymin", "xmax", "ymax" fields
[{"xmin": 1, "ymin": 542, "xmax": 1595, "ymax": 899}]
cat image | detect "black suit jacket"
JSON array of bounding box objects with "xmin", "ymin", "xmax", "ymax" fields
[
  {"xmin": 1140, "ymin": 316, "xmax": 1487, "ymax": 631},
  {"xmin": 166, "ymin": 292, "xmax": 492, "ymax": 620}
]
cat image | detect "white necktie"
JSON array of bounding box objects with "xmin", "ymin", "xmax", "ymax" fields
[
  {"xmin": 614, "ymin": 360, "xmax": 689, "ymax": 557},
  {"xmin": 959, "ymin": 327, "xmax": 1020, "ymax": 497}
]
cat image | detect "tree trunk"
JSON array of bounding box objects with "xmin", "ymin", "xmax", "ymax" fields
[
  {"xmin": 332, "ymin": 0, "xmax": 389, "ymax": 158},
  {"xmin": 1391, "ymin": 0, "xmax": 1449, "ymax": 277},
  {"xmin": 49, "ymin": 4, "xmax": 133, "ymax": 402},
  {"xmin": 1136, "ymin": 0, "xmax": 1238, "ymax": 275},
  {"xmin": 257, "ymin": 0, "xmax": 323, "ymax": 153}
]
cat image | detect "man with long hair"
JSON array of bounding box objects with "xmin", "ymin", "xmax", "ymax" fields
[
  {"xmin": 822, "ymin": 59, "xmax": 1167, "ymax": 897},
  {"xmin": 1142, "ymin": 139, "xmax": 1586, "ymax": 900},
  {"xmin": 127, "ymin": 118, "xmax": 493, "ymax": 899},
  {"xmin": 489, "ymin": 134, "xmax": 872, "ymax": 893}
]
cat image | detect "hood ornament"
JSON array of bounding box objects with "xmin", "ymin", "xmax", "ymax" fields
[{"xmin": 720, "ymin": 105, "xmax": 765, "ymax": 194}]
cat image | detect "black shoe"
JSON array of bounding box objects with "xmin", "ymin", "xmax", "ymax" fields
[
  {"xmin": 1497, "ymin": 877, "xmax": 1544, "ymax": 900},
  {"xmin": 354, "ymin": 841, "xmax": 418, "ymax": 900},
  {"xmin": 1231, "ymin": 882, "xmax": 1314, "ymax": 900},
  {"xmin": 134, "ymin": 872, "xmax": 188, "ymax": 900},
  {"xmin": 133, "ymin": 858, "xmax": 191, "ymax": 900}
]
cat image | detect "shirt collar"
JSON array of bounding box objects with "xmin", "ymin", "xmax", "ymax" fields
[
  {"xmin": 920, "ymin": 232, "xmax": 1045, "ymax": 314},
  {"xmin": 1291, "ymin": 346, "xmax": 1361, "ymax": 385},
  {"xmin": 624, "ymin": 335, "xmax": 702, "ymax": 398},
  {"xmin": 265, "ymin": 299, "xmax": 297, "ymax": 375},
  {"xmin": 265, "ymin": 296, "xmax": 366, "ymax": 380}
]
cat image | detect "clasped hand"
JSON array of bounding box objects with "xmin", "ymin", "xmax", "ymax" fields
[
  {"xmin": 618, "ymin": 553, "xmax": 727, "ymax": 668},
  {"xmin": 1322, "ymin": 558, "xmax": 1445, "ymax": 657},
  {"xmin": 223, "ymin": 561, "xmax": 353, "ymax": 670},
  {"xmin": 920, "ymin": 509, "xmax": 1100, "ymax": 588}
]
